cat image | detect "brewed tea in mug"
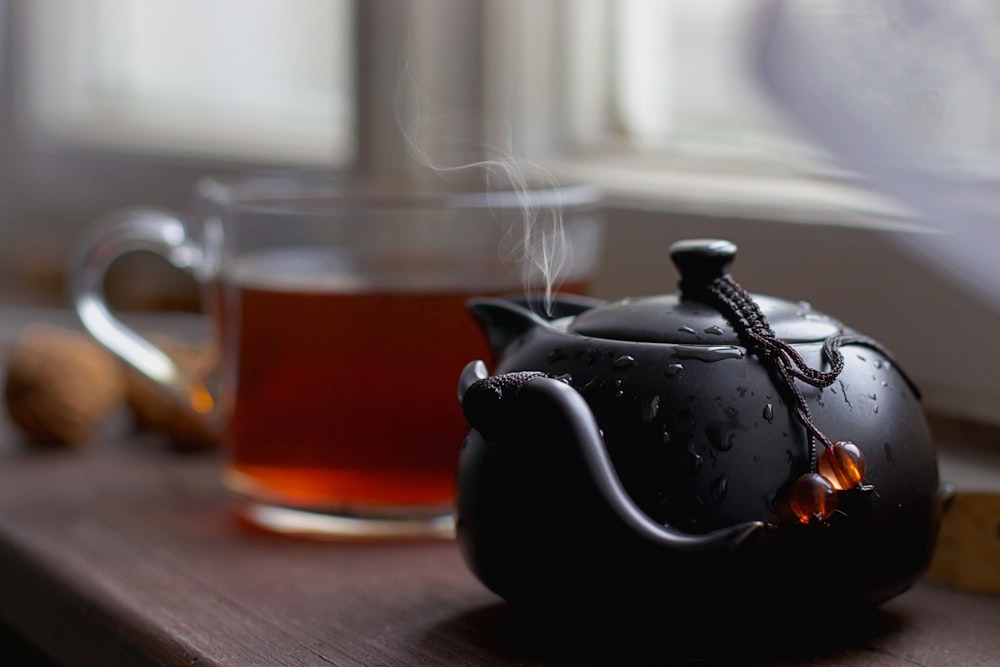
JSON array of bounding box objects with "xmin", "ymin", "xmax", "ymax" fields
[
  {"xmin": 72, "ymin": 173, "xmax": 602, "ymax": 538},
  {"xmin": 222, "ymin": 254, "xmax": 497, "ymax": 510}
]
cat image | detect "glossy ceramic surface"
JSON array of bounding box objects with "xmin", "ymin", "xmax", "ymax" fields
[{"xmin": 457, "ymin": 239, "xmax": 942, "ymax": 618}]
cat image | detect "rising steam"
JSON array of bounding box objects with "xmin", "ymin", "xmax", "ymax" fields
[{"xmin": 395, "ymin": 63, "xmax": 573, "ymax": 316}]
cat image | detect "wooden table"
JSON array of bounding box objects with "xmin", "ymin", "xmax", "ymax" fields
[{"xmin": 0, "ymin": 310, "xmax": 999, "ymax": 665}]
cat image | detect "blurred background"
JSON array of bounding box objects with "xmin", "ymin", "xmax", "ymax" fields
[{"xmin": 0, "ymin": 0, "xmax": 998, "ymax": 429}]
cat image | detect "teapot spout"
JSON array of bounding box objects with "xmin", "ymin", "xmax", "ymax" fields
[
  {"xmin": 466, "ymin": 298, "xmax": 553, "ymax": 361},
  {"xmin": 460, "ymin": 368, "xmax": 764, "ymax": 552}
]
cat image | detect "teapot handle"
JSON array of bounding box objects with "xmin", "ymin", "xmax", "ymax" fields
[{"xmin": 460, "ymin": 364, "xmax": 763, "ymax": 552}]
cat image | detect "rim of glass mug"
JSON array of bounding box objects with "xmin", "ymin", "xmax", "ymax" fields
[{"xmin": 193, "ymin": 171, "xmax": 603, "ymax": 216}]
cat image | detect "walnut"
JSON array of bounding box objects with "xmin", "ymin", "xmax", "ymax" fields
[
  {"xmin": 4, "ymin": 325, "xmax": 127, "ymax": 446},
  {"xmin": 125, "ymin": 337, "xmax": 221, "ymax": 451}
]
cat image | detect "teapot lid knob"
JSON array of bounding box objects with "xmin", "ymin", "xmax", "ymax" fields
[{"xmin": 670, "ymin": 239, "xmax": 737, "ymax": 297}]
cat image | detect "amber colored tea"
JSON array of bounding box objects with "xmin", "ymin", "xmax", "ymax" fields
[{"xmin": 218, "ymin": 251, "xmax": 578, "ymax": 516}]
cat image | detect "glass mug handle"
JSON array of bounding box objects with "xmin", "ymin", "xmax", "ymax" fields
[{"xmin": 71, "ymin": 208, "xmax": 216, "ymax": 419}]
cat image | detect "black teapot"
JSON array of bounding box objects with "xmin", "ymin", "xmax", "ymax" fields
[{"xmin": 456, "ymin": 239, "xmax": 942, "ymax": 620}]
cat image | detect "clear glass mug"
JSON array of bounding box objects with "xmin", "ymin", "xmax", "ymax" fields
[{"xmin": 71, "ymin": 172, "xmax": 603, "ymax": 539}]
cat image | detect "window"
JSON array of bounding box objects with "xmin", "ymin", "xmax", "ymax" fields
[
  {"xmin": 12, "ymin": 1, "xmax": 843, "ymax": 190},
  {"xmin": 614, "ymin": 0, "xmax": 795, "ymax": 154},
  {"xmin": 24, "ymin": 0, "xmax": 353, "ymax": 165}
]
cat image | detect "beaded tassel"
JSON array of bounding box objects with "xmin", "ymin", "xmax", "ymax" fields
[{"xmin": 696, "ymin": 274, "xmax": 886, "ymax": 524}]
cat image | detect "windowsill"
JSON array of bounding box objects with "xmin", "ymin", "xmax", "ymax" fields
[{"xmin": 549, "ymin": 149, "xmax": 927, "ymax": 232}]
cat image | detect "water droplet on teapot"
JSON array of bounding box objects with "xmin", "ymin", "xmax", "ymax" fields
[
  {"xmin": 711, "ymin": 475, "xmax": 729, "ymax": 502},
  {"xmin": 706, "ymin": 426, "xmax": 737, "ymax": 452},
  {"xmin": 641, "ymin": 395, "xmax": 661, "ymax": 422},
  {"xmin": 763, "ymin": 403, "xmax": 774, "ymax": 423},
  {"xmin": 664, "ymin": 363, "xmax": 684, "ymax": 377},
  {"xmin": 614, "ymin": 355, "xmax": 636, "ymax": 369},
  {"xmin": 689, "ymin": 449, "xmax": 703, "ymax": 473},
  {"xmin": 704, "ymin": 325, "xmax": 725, "ymax": 335},
  {"xmin": 673, "ymin": 345, "xmax": 744, "ymax": 363},
  {"xmin": 679, "ymin": 326, "xmax": 696, "ymax": 334},
  {"xmin": 612, "ymin": 378, "xmax": 624, "ymax": 398},
  {"xmin": 839, "ymin": 381, "xmax": 853, "ymax": 408}
]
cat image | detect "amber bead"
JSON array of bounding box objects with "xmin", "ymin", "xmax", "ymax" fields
[
  {"xmin": 789, "ymin": 472, "xmax": 837, "ymax": 524},
  {"xmin": 818, "ymin": 441, "xmax": 866, "ymax": 491}
]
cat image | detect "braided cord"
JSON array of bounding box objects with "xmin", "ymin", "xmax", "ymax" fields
[{"xmin": 703, "ymin": 275, "xmax": 896, "ymax": 472}]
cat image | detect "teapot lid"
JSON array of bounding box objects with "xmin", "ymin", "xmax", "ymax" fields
[{"xmin": 568, "ymin": 239, "xmax": 843, "ymax": 345}]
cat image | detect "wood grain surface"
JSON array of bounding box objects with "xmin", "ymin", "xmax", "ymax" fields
[{"xmin": 0, "ymin": 425, "xmax": 995, "ymax": 666}]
